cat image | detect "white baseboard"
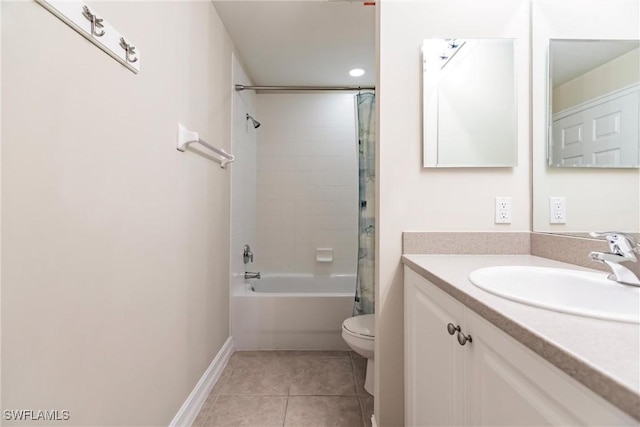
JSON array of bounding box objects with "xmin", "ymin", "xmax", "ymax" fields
[
  {"xmin": 169, "ymin": 336, "xmax": 234, "ymax": 427},
  {"xmin": 371, "ymin": 414, "xmax": 378, "ymax": 427}
]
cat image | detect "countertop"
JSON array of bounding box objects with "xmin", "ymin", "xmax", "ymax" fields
[{"xmin": 402, "ymin": 254, "xmax": 640, "ymax": 421}]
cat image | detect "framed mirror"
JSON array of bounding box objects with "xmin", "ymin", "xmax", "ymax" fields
[
  {"xmin": 422, "ymin": 38, "xmax": 517, "ymax": 168},
  {"xmin": 548, "ymin": 39, "xmax": 640, "ymax": 168}
]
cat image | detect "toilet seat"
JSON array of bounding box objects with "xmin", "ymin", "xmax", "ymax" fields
[{"xmin": 342, "ymin": 314, "xmax": 375, "ymax": 340}]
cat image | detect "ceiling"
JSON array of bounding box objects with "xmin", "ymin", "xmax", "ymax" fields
[
  {"xmin": 213, "ymin": 1, "xmax": 376, "ymax": 87},
  {"xmin": 551, "ymin": 40, "xmax": 639, "ymax": 87},
  {"xmin": 214, "ymin": 4, "xmax": 638, "ymax": 89}
]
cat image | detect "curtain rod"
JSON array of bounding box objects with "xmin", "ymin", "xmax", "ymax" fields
[{"xmin": 235, "ymin": 84, "xmax": 375, "ymax": 92}]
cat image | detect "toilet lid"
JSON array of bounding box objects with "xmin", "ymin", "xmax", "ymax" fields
[{"xmin": 343, "ymin": 314, "xmax": 375, "ymax": 338}]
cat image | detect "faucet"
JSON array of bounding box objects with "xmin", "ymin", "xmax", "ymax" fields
[
  {"xmin": 589, "ymin": 231, "xmax": 640, "ymax": 286},
  {"xmin": 245, "ymin": 271, "xmax": 261, "ymax": 280},
  {"xmin": 243, "ymin": 244, "xmax": 254, "ymax": 264}
]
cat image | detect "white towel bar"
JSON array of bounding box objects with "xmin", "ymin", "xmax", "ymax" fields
[{"xmin": 176, "ymin": 123, "xmax": 235, "ymax": 169}]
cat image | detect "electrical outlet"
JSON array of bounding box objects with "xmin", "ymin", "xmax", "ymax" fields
[
  {"xmin": 495, "ymin": 197, "xmax": 512, "ymax": 224},
  {"xmin": 549, "ymin": 197, "xmax": 566, "ymax": 224}
]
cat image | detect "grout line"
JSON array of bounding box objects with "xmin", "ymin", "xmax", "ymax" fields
[
  {"xmin": 214, "ymin": 359, "xmax": 235, "ymax": 396},
  {"xmin": 218, "ymin": 364, "xmax": 234, "ymax": 392},
  {"xmin": 351, "ymin": 357, "xmax": 360, "ymax": 397},
  {"xmin": 357, "ymin": 395, "xmax": 367, "ymax": 427},
  {"xmin": 287, "ymin": 392, "xmax": 359, "ymax": 397},
  {"xmin": 282, "ymin": 396, "xmax": 290, "ymax": 427}
]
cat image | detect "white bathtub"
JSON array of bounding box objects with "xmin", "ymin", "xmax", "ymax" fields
[{"xmin": 232, "ymin": 274, "xmax": 356, "ymax": 350}]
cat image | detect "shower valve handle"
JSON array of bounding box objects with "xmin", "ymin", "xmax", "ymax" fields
[{"xmin": 243, "ymin": 244, "xmax": 254, "ymax": 264}]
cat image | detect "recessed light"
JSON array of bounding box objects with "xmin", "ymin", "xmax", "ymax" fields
[{"xmin": 349, "ymin": 68, "xmax": 365, "ymax": 77}]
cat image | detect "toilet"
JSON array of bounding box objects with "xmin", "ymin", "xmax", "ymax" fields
[{"xmin": 342, "ymin": 314, "xmax": 375, "ymax": 395}]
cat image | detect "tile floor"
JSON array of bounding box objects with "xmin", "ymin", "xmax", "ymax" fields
[{"xmin": 193, "ymin": 350, "xmax": 373, "ymax": 427}]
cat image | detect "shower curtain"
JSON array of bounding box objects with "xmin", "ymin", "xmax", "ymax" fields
[{"xmin": 353, "ymin": 92, "xmax": 375, "ymax": 316}]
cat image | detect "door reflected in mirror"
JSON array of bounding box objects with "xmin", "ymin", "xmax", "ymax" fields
[
  {"xmin": 422, "ymin": 39, "xmax": 517, "ymax": 168},
  {"xmin": 548, "ymin": 39, "xmax": 640, "ymax": 168}
]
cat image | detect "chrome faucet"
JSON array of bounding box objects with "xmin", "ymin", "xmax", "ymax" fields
[
  {"xmin": 245, "ymin": 271, "xmax": 261, "ymax": 280},
  {"xmin": 243, "ymin": 244, "xmax": 254, "ymax": 264},
  {"xmin": 589, "ymin": 231, "xmax": 640, "ymax": 286}
]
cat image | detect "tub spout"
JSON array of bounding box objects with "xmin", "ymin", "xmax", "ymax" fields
[{"xmin": 245, "ymin": 271, "xmax": 261, "ymax": 280}]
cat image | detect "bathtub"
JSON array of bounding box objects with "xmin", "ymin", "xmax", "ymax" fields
[{"xmin": 232, "ymin": 275, "xmax": 356, "ymax": 350}]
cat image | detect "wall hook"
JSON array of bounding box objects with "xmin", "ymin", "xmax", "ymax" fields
[
  {"xmin": 119, "ymin": 37, "xmax": 138, "ymax": 64},
  {"xmin": 81, "ymin": 5, "xmax": 105, "ymax": 37}
]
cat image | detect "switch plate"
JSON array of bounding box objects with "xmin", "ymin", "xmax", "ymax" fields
[
  {"xmin": 549, "ymin": 197, "xmax": 566, "ymax": 224},
  {"xmin": 495, "ymin": 197, "xmax": 512, "ymax": 224}
]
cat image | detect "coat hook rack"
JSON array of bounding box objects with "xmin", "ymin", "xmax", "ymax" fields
[{"xmin": 35, "ymin": 0, "xmax": 141, "ymax": 74}]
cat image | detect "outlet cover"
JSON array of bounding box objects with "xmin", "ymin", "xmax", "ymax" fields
[
  {"xmin": 495, "ymin": 197, "xmax": 512, "ymax": 224},
  {"xmin": 549, "ymin": 197, "xmax": 566, "ymax": 224}
]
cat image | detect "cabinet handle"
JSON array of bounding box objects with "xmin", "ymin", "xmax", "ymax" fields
[
  {"xmin": 457, "ymin": 331, "xmax": 472, "ymax": 346},
  {"xmin": 447, "ymin": 323, "xmax": 461, "ymax": 335}
]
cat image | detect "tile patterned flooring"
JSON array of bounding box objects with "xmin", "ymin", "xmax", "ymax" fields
[{"xmin": 193, "ymin": 351, "xmax": 373, "ymax": 427}]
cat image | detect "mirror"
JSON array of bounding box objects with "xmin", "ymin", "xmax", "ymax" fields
[
  {"xmin": 422, "ymin": 38, "xmax": 517, "ymax": 168},
  {"xmin": 548, "ymin": 39, "xmax": 640, "ymax": 168},
  {"xmin": 533, "ymin": 39, "xmax": 640, "ymax": 234}
]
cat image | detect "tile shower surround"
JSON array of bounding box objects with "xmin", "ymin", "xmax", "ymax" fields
[
  {"xmin": 255, "ymin": 94, "xmax": 358, "ymax": 276},
  {"xmin": 193, "ymin": 351, "xmax": 373, "ymax": 427}
]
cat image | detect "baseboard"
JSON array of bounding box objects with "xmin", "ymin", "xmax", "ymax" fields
[
  {"xmin": 371, "ymin": 414, "xmax": 378, "ymax": 427},
  {"xmin": 169, "ymin": 336, "xmax": 234, "ymax": 427}
]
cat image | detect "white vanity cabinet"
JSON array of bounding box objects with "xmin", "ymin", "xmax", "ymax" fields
[
  {"xmin": 405, "ymin": 266, "xmax": 466, "ymax": 426},
  {"xmin": 404, "ymin": 266, "xmax": 636, "ymax": 427}
]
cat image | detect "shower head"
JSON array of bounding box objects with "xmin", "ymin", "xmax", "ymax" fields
[{"xmin": 246, "ymin": 113, "xmax": 261, "ymax": 129}]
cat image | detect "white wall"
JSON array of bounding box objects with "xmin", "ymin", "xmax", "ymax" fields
[
  {"xmin": 377, "ymin": 1, "xmax": 531, "ymax": 425},
  {"xmin": 230, "ymin": 55, "xmax": 257, "ymax": 298},
  {"xmin": 255, "ymin": 94, "xmax": 358, "ymax": 277},
  {"xmin": 1, "ymin": 2, "xmax": 234, "ymax": 425},
  {"xmin": 532, "ymin": 0, "xmax": 640, "ymax": 233},
  {"xmin": 0, "ymin": 0, "xmax": 3, "ymax": 412}
]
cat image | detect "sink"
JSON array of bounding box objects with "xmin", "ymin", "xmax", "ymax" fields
[{"xmin": 469, "ymin": 266, "xmax": 640, "ymax": 324}]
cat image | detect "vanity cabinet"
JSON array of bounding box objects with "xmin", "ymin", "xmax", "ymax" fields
[
  {"xmin": 404, "ymin": 266, "xmax": 635, "ymax": 426},
  {"xmin": 405, "ymin": 266, "xmax": 466, "ymax": 426}
]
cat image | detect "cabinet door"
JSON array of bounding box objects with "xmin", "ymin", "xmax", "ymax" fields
[
  {"xmin": 465, "ymin": 309, "xmax": 636, "ymax": 426},
  {"xmin": 405, "ymin": 267, "xmax": 466, "ymax": 427}
]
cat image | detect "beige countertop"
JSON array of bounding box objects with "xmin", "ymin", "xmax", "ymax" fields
[{"xmin": 402, "ymin": 254, "xmax": 640, "ymax": 421}]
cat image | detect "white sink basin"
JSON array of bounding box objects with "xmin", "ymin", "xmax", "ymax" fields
[{"xmin": 469, "ymin": 266, "xmax": 640, "ymax": 324}]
